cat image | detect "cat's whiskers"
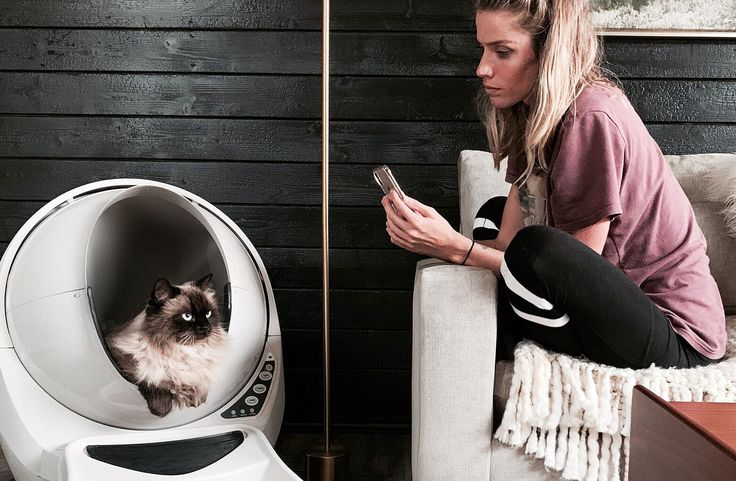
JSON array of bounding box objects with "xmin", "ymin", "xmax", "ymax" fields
[{"xmin": 178, "ymin": 331, "xmax": 195, "ymax": 345}]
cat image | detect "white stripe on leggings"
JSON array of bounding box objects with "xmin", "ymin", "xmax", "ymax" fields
[
  {"xmin": 510, "ymin": 303, "xmax": 570, "ymax": 327},
  {"xmin": 473, "ymin": 217, "xmax": 498, "ymax": 231},
  {"xmin": 500, "ymin": 258, "xmax": 555, "ymax": 310}
]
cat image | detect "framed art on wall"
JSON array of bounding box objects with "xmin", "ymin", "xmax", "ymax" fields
[{"xmin": 592, "ymin": 0, "xmax": 736, "ymax": 36}]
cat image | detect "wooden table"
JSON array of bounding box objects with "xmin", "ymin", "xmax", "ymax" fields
[{"xmin": 629, "ymin": 385, "xmax": 736, "ymax": 481}]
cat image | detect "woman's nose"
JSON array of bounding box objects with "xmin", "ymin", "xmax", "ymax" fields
[{"xmin": 476, "ymin": 57, "xmax": 493, "ymax": 78}]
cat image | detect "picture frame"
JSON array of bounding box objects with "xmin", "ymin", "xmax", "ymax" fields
[{"xmin": 591, "ymin": 0, "xmax": 736, "ymax": 37}]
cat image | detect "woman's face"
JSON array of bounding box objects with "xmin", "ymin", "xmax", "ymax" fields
[{"xmin": 475, "ymin": 9, "xmax": 540, "ymax": 109}]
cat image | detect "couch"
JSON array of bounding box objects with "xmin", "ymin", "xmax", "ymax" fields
[{"xmin": 411, "ymin": 150, "xmax": 736, "ymax": 481}]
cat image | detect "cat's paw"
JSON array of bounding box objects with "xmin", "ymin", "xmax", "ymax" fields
[
  {"xmin": 139, "ymin": 384, "xmax": 174, "ymax": 417},
  {"xmin": 179, "ymin": 386, "xmax": 207, "ymax": 408}
]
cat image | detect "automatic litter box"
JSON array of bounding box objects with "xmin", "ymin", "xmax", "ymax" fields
[{"xmin": 0, "ymin": 179, "xmax": 301, "ymax": 481}]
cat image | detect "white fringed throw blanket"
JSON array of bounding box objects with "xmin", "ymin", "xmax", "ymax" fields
[{"xmin": 493, "ymin": 315, "xmax": 736, "ymax": 481}]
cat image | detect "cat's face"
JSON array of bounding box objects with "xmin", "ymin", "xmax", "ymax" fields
[{"xmin": 144, "ymin": 274, "xmax": 224, "ymax": 346}]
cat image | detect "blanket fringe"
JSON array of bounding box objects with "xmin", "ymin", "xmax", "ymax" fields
[{"xmin": 493, "ymin": 317, "xmax": 736, "ymax": 481}]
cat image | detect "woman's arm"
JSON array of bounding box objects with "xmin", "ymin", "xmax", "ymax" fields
[
  {"xmin": 382, "ymin": 185, "xmax": 613, "ymax": 277},
  {"xmin": 572, "ymin": 217, "xmax": 610, "ymax": 255},
  {"xmin": 383, "ymin": 190, "xmax": 509, "ymax": 275}
]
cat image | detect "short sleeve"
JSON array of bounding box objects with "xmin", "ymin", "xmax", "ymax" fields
[{"xmin": 549, "ymin": 111, "xmax": 626, "ymax": 232}]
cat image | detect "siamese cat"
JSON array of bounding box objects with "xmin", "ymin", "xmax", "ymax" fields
[{"xmin": 106, "ymin": 274, "xmax": 227, "ymax": 417}]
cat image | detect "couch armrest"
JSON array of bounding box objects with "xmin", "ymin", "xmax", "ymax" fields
[
  {"xmin": 458, "ymin": 150, "xmax": 509, "ymax": 237},
  {"xmin": 412, "ymin": 259, "xmax": 498, "ymax": 481}
]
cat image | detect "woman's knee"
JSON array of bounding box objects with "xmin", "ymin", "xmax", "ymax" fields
[
  {"xmin": 506, "ymin": 225, "xmax": 568, "ymax": 261},
  {"xmin": 473, "ymin": 196, "xmax": 507, "ymax": 240}
]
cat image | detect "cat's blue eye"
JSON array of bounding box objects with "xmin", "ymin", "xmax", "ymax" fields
[
  {"xmin": 206, "ymin": 311, "xmax": 212, "ymax": 319},
  {"xmin": 182, "ymin": 313, "xmax": 193, "ymax": 321}
]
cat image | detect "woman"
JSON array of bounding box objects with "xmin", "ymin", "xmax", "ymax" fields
[{"xmin": 381, "ymin": 0, "xmax": 726, "ymax": 369}]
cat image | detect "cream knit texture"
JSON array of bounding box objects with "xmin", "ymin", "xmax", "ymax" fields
[{"xmin": 494, "ymin": 315, "xmax": 736, "ymax": 481}]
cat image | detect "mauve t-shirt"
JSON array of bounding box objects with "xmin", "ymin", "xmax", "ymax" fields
[{"xmin": 506, "ymin": 84, "xmax": 726, "ymax": 359}]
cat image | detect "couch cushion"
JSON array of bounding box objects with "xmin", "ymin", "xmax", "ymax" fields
[{"xmin": 666, "ymin": 154, "xmax": 736, "ymax": 312}]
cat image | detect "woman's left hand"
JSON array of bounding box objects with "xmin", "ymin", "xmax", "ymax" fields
[{"xmin": 381, "ymin": 190, "xmax": 470, "ymax": 264}]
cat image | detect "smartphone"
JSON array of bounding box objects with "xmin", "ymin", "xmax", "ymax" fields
[{"xmin": 373, "ymin": 165, "xmax": 405, "ymax": 199}]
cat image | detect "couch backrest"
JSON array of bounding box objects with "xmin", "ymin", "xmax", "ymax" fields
[{"xmin": 458, "ymin": 150, "xmax": 736, "ymax": 312}]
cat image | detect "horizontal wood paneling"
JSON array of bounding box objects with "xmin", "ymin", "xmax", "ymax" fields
[
  {"xmin": 0, "ymin": 29, "xmax": 323, "ymax": 74},
  {"xmin": 274, "ymin": 289, "xmax": 413, "ymax": 331},
  {"xmin": 282, "ymin": 330, "xmax": 411, "ymax": 370},
  {"xmin": 2, "ymin": 74, "xmax": 734, "ymax": 123},
  {"xmin": 0, "ymin": 117, "xmax": 486, "ymax": 164},
  {"xmin": 261, "ymin": 248, "xmax": 421, "ymax": 290},
  {"xmin": 625, "ymin": 81, "xmax": 736, "ymax": 123},
  {"xmin": 0, "ymin": 160, "xmax": 459, "ymax": 207},
  {"xmin": 218, "ymin": 205, "xmax": 457, "ymax": 249},
  {"xmin": 0, "ymin": 73, "xmax": 478, "ymax": 120},
  {"xmin": 3, "ymin": 30, "xmax": 735, "ymax": 79},
  {"xmin": 0, "ymin": 117, "xmax": 323, "ymax": 161},
  {"xmin": 0, "ymin": 201, "xmax": 41, "ymax": 240},
  {"xmin": 283, "ymin": 369, "xmax": 411, "ymax": 425},
  {"xmin": 0, "ymin": 73, "xmax": 322, "ymax": 118},
  {"xmin": 602, "ymin": 38, "xmax": 736, "ymax": 80},
  {"xmin": 644, "ymin": 124, "xmax": 736, "ymax": 155},
  {"xmin": 0, "ymin": 0, "xmax": 474, "ymax": 31}
]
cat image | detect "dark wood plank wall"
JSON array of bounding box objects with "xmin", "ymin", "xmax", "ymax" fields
[{"xmin": 0, "ymin": 1, "xmax": 734, "ymax": 429}]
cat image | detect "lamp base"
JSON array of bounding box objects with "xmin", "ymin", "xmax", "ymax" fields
[{"xmin": 305, "ymin": 445, "xmax": 349, "ymax": 481}]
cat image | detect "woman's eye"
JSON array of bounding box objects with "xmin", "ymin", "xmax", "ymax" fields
[
  {"xmin": 205, "ymin": 311, "xmax": 212, "ymax": 319},
  {"xmin": 497, "ymin": 50, "xmax": 512, "ymax": 59},
  {"xmin": 182, "ymin": 313, "xmax": 193, "ymax": 321}
]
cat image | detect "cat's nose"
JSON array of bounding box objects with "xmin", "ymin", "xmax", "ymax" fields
[{"xmin": 195, "ymin": 323, "xmax": 211, "ymax": 335}]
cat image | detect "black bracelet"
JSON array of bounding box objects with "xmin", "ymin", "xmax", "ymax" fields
[{"xmin": 461, "ymin": 239, "xmax": 475, "ymax": 265}]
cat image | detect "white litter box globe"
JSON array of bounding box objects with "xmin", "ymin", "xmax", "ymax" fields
[{"xmin": 0, "ymin": 179, "xmax": 301, "ymax": 481}]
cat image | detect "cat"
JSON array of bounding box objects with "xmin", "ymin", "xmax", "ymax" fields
[{"xmin": 106, "ymin": 274, "xmax": 228, "ymax": 417}]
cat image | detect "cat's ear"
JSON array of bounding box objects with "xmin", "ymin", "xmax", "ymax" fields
[
  {"xmin": 151, "ymin": 278, "xmax": 180, "ymax": 305},
  {"xmin": 195, "ymin": 273, "xmax": 214, "ymax": 289}
]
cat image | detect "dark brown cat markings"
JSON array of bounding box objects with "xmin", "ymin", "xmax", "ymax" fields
[{"xmin": 106, "ymin": 274, "xmax": 228, "ymax": 417}]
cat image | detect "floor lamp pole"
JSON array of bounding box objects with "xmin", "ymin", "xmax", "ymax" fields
[{"xmin": 306, "ymin": 0, "xmax": 348, "ymax": 478}]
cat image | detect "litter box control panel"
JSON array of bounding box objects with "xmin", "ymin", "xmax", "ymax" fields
[{"xmin": 222, "ymin": 353, "xmax": 275, "ymax": 418}]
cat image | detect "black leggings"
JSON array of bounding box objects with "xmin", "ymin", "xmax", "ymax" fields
[{"xmin": 476, "ymin": 196, "xmax": 716, "ymax": 369}]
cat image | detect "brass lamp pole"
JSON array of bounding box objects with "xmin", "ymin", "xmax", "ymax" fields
[{"xmin": 305, "ymin": 0, "xmax": 348, "ymax": 478}]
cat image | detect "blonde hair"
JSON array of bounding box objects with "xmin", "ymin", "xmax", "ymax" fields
[{"xmin": 475, "ymin": 0, "xmax": 612, "ymax": 184}]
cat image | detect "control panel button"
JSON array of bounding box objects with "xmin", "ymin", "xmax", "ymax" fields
[
  {"xmin": 253, "ymin": 383, "xmax": 267, "ymax": 394},
  {"xmin": 258, "ymin": 371, "xmax": 272, "ymax": 381},
  {"xmin": 245, "ymin": 396, "xmax": 259, "ymax": 407},
  {"xmin": 265, "ymin": 364, "xmax": 273, "ymax": 372}
]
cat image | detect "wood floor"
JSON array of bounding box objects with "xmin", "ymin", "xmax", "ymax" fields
[{"xmin": 0, "ymin": 430, "xmax": 411, "ymax": 481}]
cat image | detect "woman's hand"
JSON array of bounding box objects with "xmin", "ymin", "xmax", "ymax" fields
[{"xmin": 381, "ymin": 190, "xmax": 472, "ymax": 264}]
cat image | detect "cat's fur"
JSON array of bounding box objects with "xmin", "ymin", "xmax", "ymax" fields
[{"xmin": 106, "ymin": 274, "xmax": 228, "ymax": 417}]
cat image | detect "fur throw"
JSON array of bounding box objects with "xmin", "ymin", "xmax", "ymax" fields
[
  {"xmin": 493, "ymin": 317, "xmax": 736, "ymax": 481},
  {"xmin": 706, "ymin": 161, "xmax": 736, "ymax": 237}
]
